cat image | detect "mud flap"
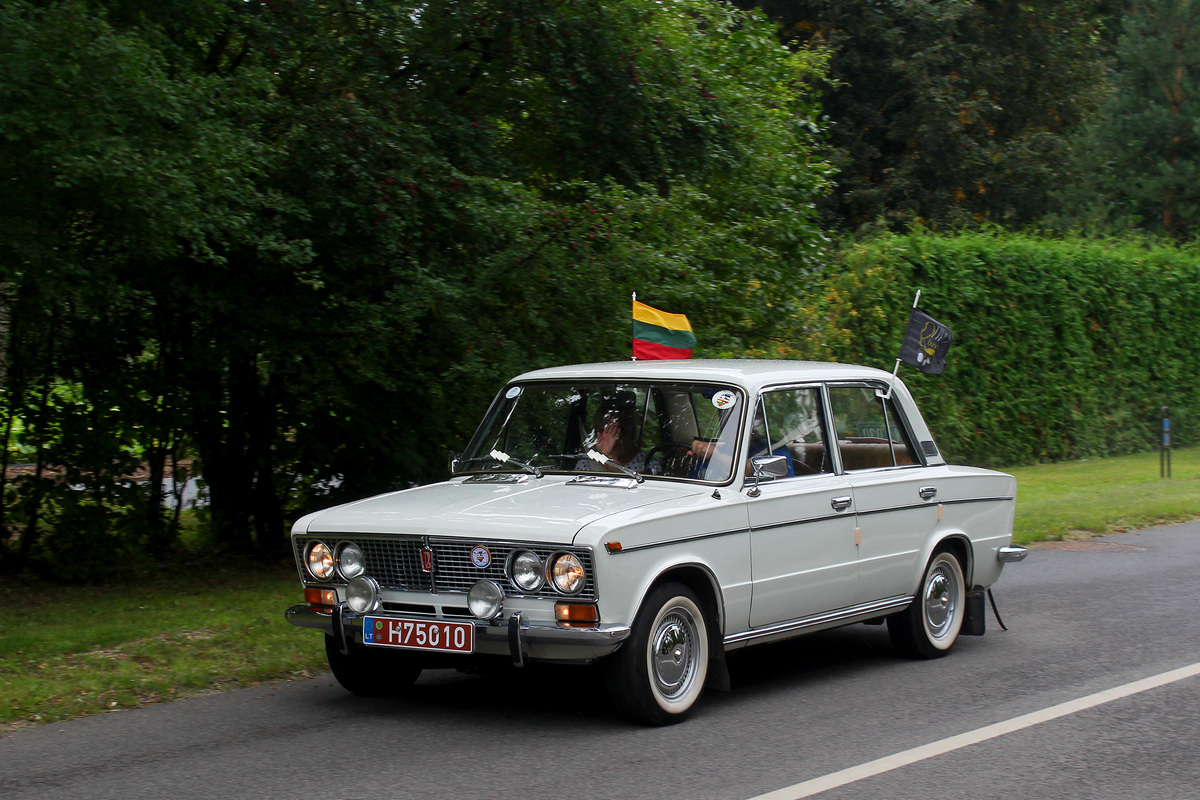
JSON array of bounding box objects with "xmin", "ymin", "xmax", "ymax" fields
[{"xmin": 962, "ymin": 587, "xmax": 986, "ymax": 636}]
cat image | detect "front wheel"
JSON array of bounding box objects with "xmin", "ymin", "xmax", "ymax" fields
[
  {"xmin": 605, "ymin": 583, "xmax": 710, "ymax": 725},
  {"xmin": 888, "ymin": 550, "xmax": 966, "ymax": 659},
  {"xmin": 324, "ymin": 634, "xmax": 422, "ymax": 697}
]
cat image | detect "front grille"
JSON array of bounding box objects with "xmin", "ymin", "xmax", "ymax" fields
[{"xmin": 294, "ymin": 535, "xmax": 597, "ymax": 600}]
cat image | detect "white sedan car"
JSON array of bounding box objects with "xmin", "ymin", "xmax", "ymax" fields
[{"xmin": 286, "ymin": 360, "xmax": 1025, "ymax": 724}]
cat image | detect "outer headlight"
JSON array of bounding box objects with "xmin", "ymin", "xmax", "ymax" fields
[
  {"xmin": 468, "ymin": 580, "xmax": 505, "ymax": 620},
  {"xmin": 346, "ymin": 575, "xmax": 381, "ymax": 614},
  {"xmin": 508, "ymin": 550, "xmax": 544, "ymax": 592},
  {"xmin": 338, "ymin": 542, "xmax": 365, "ymax": 580},
  {"xmin": 306, "ymin": 541, "xmax": 335, "ymax": 580},
  {"xmin": 549, "ymin": 552, "xmax": 586, "ymax": 595}
]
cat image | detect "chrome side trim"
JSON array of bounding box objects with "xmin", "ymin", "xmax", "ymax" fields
[
  {"xmin": 605, "ymin": 526, "xmax": 749, "ymax": 554},
  {"xmin": 612, "ymin": 496, "xmax": 1018, "ymax": 550},
  {"xmin": 998, "ymin": 545, "xmax": 1029, "ymax": 563},
  {"xmin": 724, "ymin": 595, "xmax": 912, "ymax": 647},
  {"xmin": 750, "ymin": 515, "xmax": 843, "ymax": 532},
  {"xmin": 854, "ymin": 496, "xmax": 1015, "ymax": 518}
]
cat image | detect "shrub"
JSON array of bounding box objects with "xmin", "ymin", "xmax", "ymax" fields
[{"xmin": 798, "ymin": 231, "xmax": 1200, "ymax": 467}]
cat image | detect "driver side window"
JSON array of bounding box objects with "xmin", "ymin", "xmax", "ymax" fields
[{"xmin": 758, "ymin": 388, "xmax": 832, "ymax": 477}]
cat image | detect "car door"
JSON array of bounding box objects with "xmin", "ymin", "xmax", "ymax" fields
[
  {"xmin": 747, "ymin": 386, "xmax": 860, "ymax": 627},
  {"xmin": 827, "ymin": 383, "xmax": 935, "ymax": 601}
]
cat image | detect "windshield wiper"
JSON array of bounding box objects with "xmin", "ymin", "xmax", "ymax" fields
[
  {"xmin": 585, "ymin": 449, "xmax": 644, "ymax": 483},
  {"xmin": 489, "ymin": 449, "xmax": 544, "ymax": 478}
]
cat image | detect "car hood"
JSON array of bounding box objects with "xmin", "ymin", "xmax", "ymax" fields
[{"xmin": 293, "ymin": 477, "xmax": 710, "ymax": 544}]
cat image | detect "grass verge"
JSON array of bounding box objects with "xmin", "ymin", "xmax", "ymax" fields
[
  {"xmin": 3, "ymin": 447, "xmax": 1200, "ymax": 729},
  {"xmin": 0, "ymin": 561, "xmax": 326, "ymax": 729},
  {"xmin": 1007, "ymin": 446, "xmax": 1200, "ymax": 544}
]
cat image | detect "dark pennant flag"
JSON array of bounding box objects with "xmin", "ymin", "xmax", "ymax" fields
[{"xmin": 898, "ymin": 308, "xmax": 953, "ymax": 375}]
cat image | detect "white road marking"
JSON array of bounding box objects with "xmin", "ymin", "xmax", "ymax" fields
[{"xmin": 746, "ymin": 661, "xmax": 1200, "ymax": 800}]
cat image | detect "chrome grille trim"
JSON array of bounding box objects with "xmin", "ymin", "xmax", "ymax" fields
[{"xmin": 294, "ymin": 535, "xmax": 597, "ymax": 600}]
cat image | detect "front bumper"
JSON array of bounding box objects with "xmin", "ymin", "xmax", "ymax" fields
[{"xmin": 285, "ymin": 604, "xmax": 631, "ymax": 664}]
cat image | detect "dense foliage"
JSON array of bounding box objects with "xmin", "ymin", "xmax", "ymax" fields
[
  {"xmin": 794, "ymin": 232, "xmax": 1200, "ymax": 467},
  {"xmin": 1058, "ymin": 0, "xmax": 1200, "ymax": 239},
  {"xmin": 0, "ymin": 0, "xmax": 830, "ymax": 575},
  {"xmin": 735, "ymin": 0, "xmax": 1116, "ymax": 231}
]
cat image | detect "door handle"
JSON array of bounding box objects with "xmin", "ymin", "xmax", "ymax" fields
[
  {"xmin": 919, "ymin": 486, "xmax": 937, "ymax": 500},
  {"xmin": 831, "ymin": 495, "xmax": 853, "ymax": 511}
]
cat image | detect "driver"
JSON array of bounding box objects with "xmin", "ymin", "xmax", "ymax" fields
[{"xmin": 577, "ymin": 391, "xmax": 661, "ymax": 474}]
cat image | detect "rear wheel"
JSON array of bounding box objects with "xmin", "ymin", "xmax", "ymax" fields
[
  {"xmin": 888, "ymin": 550, "xmax": 965, "ymax": 659},
  {"xmin": 606, "ymin": 583, "xmax": 710, "ymax": 725},
  {"xmin": 324, "ymin": 634, "xmax": 422, "ymax": 697}
]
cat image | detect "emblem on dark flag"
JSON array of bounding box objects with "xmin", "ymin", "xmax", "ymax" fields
[{"xmin": 899, "ymin": 308, "xmax": 953, "ymax": 375}]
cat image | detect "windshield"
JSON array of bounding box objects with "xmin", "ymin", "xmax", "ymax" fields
[{"xmin": 456, "ymin": 380, "xmax": 746, "ymax": 483}]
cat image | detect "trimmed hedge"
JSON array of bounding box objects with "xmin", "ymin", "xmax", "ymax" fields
[{"xmin": 794, "ymin": 232, "xmax": 1200, "ymax": 468}]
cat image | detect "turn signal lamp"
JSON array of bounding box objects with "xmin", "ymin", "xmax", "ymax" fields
[
  {"xmin": 304, "ymin": 587, "xmax": 336, "ymax": 609},
  {"xmin": 555, "ymin": 603, "xmax": 599, "ymax": 628}
]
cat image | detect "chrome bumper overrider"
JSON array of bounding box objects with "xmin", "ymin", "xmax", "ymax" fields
[
  {"xmin": 998, "ymin": 545, "xmax": 1028, "ymax": 563},
  {"xmin": 285, "ymin": 604, "xmax": 631, "ymax": 664}
]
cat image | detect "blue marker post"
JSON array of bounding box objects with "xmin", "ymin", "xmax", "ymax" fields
[{"xmin": 1161, "ymin": 406, "xmax": 1172, "ymax": 478}]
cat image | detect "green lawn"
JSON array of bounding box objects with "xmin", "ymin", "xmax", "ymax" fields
[
  {"xmin": 3, "ymin": 447, "xmax": 1200, "ymax": 728},
  {"xmin": 1007, "ymin": 446, "xmax": 1200, "ymax": 544},
  {"xmin": 0, "ymin": 562, "xmax": 327, "ymax": 728}
]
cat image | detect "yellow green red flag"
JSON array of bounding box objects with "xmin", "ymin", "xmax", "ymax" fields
[{"xmin": 632, "ymin": 299, "xmax": 695, "ymax": 360}]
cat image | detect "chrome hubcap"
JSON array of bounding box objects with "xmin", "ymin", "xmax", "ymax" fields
[
  {"xmin": 651, "ymin": 610, "xmax": 696, "ymax": 699},
  {"xmin": 924, "ymin": 563, "xmax": 957, "ymax": 638}
]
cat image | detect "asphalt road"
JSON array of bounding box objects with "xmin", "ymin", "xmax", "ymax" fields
[{"xmin": 3, "ymin": 522, "xmax": 1199, "ymax": 800}]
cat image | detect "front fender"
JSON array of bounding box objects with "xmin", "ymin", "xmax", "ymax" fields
[{"xmin": 592, "ymin": 532, "xmax": 750, "ymax": 639}]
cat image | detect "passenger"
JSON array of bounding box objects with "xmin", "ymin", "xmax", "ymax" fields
[{"xmin": 688, "ymin": 406, "xmax": 794, "ymax": 477}]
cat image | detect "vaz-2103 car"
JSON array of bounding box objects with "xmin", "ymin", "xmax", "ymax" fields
[{"xmin": 286, "ymin": 360, "xmax": 1026, "ymax": 724}]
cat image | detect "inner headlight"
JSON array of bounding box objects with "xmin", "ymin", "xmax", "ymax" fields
[
  {"xmin": 508, "ymin": 550, "xmax": 544, "ymax": 592},
  {"xmin": 338, "ymin": 542, "xmax": 365, "ymax": 580},
  {"xmin": 306, "ymin": 541, "xmax": 335, "ymax": 581},
  {"xmin": 468, "ymin": 580, "xmax": 505, "ymax": 620},
  {"xmin": 549, "ymin": 553, "xmax": 586, "ymax": 595},
  {"xmin": 346, "ymin": 575, "xmax": 381, "ymax": 614}
]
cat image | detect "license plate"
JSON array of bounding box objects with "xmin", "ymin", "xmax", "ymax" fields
[{"xmin": 362, "ymin": 616, "xmax": 474, "ymax": 653}]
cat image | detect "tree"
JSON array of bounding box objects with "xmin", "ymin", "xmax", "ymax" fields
[
  {"xmin": 735, "ymin": 0, "xmax": 1112, "ymax": 231},
  {"xmin": 1062, "ymin": 0, "xmax": 1200, "ymax": 239},
  {"xmin": 1, "ymin": 0, "xmax": 831, "ymax": 569}
]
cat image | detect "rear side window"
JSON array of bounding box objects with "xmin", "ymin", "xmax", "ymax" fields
[{"xmin": 828, "ymin": 386, "xmax": 920, "ymax": 471}]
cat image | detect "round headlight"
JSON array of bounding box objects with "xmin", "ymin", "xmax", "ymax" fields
[
  {"xmin": 549, "ymin": 553, "xmax": 586, "ymax": 595},
  {"xmin": 306, "ymin": 541, "xmax": 335, "ymax": 580},
  {"xmin": 346, "ymin": 575, "xmax": 381, "ymax": 614},
  {"xmin": 467, "ymin": 580, "xmax": 505, "ymax": 620},
  {"xmin": 508, "ymin": 550, "xmax": 544, "ymax": 592},
  {"xmin": 338, "ymin": 542, "xmax": 365, "ymax": 580}
]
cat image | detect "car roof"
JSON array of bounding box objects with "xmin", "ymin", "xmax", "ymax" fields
[{"xmin": 511, "ymin": 359, "xmax": 901, "ymax": 394}]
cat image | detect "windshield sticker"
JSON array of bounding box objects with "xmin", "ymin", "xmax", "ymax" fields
[
  {"xmin": 470, "ymin": 545, "xmax": 492, "ymax": 568},
  {"xmin": 711, "ymin": 390, "xmax": 738, "ymax": 410},
  {"xmin": 505, "ymin": 386, "xmax": 522, "ymax": 400}
]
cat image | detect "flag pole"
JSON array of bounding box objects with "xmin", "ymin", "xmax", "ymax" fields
[
  {"xmin": 631, "ymin": 292, "xmax": 637, "ymax": 361},
  {"xmin": 883, "ymin": 290, "xmax": 922, "ymax": 400}
]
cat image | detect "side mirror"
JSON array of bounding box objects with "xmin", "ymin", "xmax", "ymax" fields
[
  {"xmin": 751, "ymin": 454, "xmax": 789, "ymax": 478},
  {"xmin": 747, "ymin": 454, "xmax": 788, "ymax": 497}
]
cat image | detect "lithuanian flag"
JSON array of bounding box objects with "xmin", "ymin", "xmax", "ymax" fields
[{"xmin": 632, "ymin": 299, "xmax": 695, "ymax": 360}]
